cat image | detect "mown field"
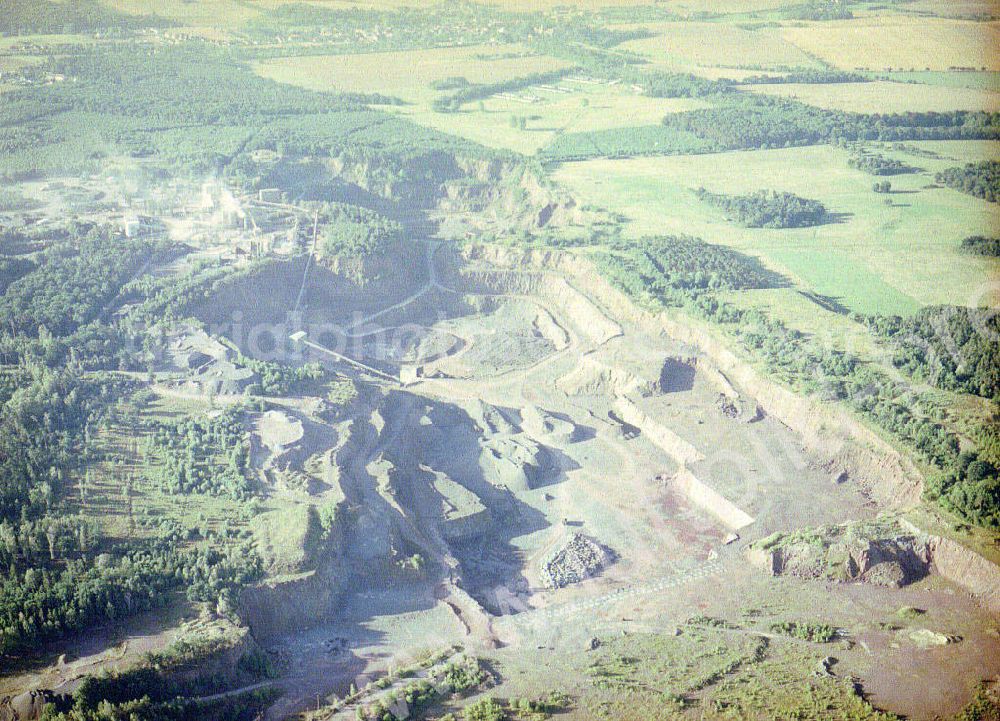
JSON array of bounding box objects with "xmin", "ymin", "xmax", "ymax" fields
[
  {"xmin": 745, "ymin": 80, "xmax": 1000, "ymax": 113},
  {"xmin": 105, "ymin": 0, "xmax": 264, "ymax": 25},
  {"xmin": 902, "ymin": 0, "xmax": 998, "ymax": 17},
  {"xmin": 779, "ymin": 16, "xmax": 1000, "ymax": 71},
  {"xmin": 883, "ymin": 70, "xmax": 1000, "ymax": 90},
  {"xmin": 620, "ymin": 21, "xmax": 822, "ymax": 72},
  {"xmin": 555, "ymin": 142, "xmax": 1000, "ymax": 316}
]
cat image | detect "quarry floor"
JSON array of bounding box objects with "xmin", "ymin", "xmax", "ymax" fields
[
  {"xmin": 4, "ymin": 238, "xmax": 998, "ymax": 721},
  {"xmin": 245, "ymin": 244, "xmax": 1000, "ymax": 720}
]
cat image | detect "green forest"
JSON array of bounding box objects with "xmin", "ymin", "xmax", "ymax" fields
[
  {"xmin": 936, "ymin": 161, "xmax": 1000, "ymax": 202},
  {"xmin": 695, "ymin": 188, "xmax": 828, "ymax": 228}
]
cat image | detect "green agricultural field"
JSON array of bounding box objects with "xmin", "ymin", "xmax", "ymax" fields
[
  {"xmin": 490, "ymin": 87, "xmax": 709, "ymax": 136},
  {"xmin": 104, "ymin": 0, "xmax": 263, "ymax": 26},
  {"xmin": 409, "ymin": 92, "xmax": 711, "ymax": 156},
  {"xmin": 745, "ymin": 80, "xmax": 1000, "ymax": 113},
  {"xmin": 253, "ymin": 45, "xmax": 570, "ymax": 106},
  {"xmin": 254, "ymin": 53, "xmax": 711, "ymax": 155},
  {"xmin": 718, "ymin": 287, "xmax": 883, "ymax": 359},
  {"xmin": 554, "ymin": 143, "xmax": 1000, "ymax": 314},
  {"xmin": 0, "ymin": 54, "xmax": 43, "ymax": 72},
  {"xmin": 0, "ymin": 33, "xmax": 99, "ymax": 49},
  {"xmin": 902, "ymin": 0, "xmax": 997, "ymax": 18}
]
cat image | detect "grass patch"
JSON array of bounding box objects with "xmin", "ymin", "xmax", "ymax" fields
[
  {"xmin": 769, "ymin": 621, "xmax": 838, "ymax": 643},
  {"xmin": 553, "ymin": 143, "xmax": 997, "ymax": 314}
]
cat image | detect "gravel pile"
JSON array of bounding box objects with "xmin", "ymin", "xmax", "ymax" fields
[{"xmin": 541, "ymin": 533, "xmax": 614, "ymax": 589}]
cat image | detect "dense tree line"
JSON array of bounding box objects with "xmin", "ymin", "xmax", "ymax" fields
[
  {"xmin": 0, "ymin": 369, "xmax": 130, "ymax": 524},
  {"xmin": 247, "ymin": 2, "xmax": 646, "ymax": 54},
  {"xmin": 594, "ymin": 241, "xmax": 966, "ymax": 514},
  {"xmin": 594, "ymin": 235, "xmax": 782, "ymax": 307},
  {"xmin": 544, "ymin": 100, "xmax": 1000, "ymax": 162},
  {"xmin": 122, "ymin": 259, "xmax": 270, "ymax": 326},
  {"xmin": 534, "ymin": 37, "xmax": 731, "ymax": 99},
  {"xmin": 432, "ymin": 69, "xmax": 574, "ymax": 113},
  {"xmin": 39, "ymin": 48, "xmax": 374, "ymax": 129},
  {"xmin": 539, "ymin": 124, "xmax": 714, "ymax": 162},
  {"xmin": 238, "ymin": 356, "xmax": 324, "ymax": 396},
  {"xmin": 936, "ymin": 161, "xmax": 1000, "ymax": 202},
  {"xmin": 742, "ymin": 70, "xmax": 868, "ymax": 85},
  {"xmin": 960, "ymin": 235, "xmax": 1000, "ymax": 256},
  {"xmin": 848, "ymin": 151, "xmax": 915, "ymax": 175},
  {"xmin": 661, "ymin": 95, "xmax": 1000, "ymax": 152},
  {"xmin": 785, "ymin": 1, "xmax": 854, "ymax": 20},
  {"xmin": 0, "ymin": 539, "xmax": 261, "ymax": 653},
  {"xmin": 46, "ymin": 660, "xmax": 279, "ymax": 721},
  {"xmin": 0, "ymin": 256, "xmax": 35, "ymax": 294},
  {"xmin": 0, "ymin": 47, "xmax": 402, "ymax": 181},
  {"xmin": 688, "ymin": 300, "xmax": 961, "ymax": 467},
  {"xmin": 641, "ymin": 72, "xmax": 732, "ymax": 99},
  {"xmin": 864, "ymin": 306, "xmax": 1000, "ymax": 400},
  {"xmin": 927, "ymin": 451, "xmax": 1000, "ymax": 527},
  {"xmin": 0, "ymin": 244, "xmax": 281, "ymax": 656},
  {"xmin": 40, "ymin": 689, "xmax": 278, "ymax": 721},
  {"xmin": 695, "ymin": 188, "xmax": 828, "ymax": 228}
]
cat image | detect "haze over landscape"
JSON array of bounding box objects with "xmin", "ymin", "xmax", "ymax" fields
[{"xmin": 0, "ymin": 1, "xmax": 999, "ymax": 720}]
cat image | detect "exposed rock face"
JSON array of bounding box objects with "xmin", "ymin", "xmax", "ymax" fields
[
  {"xmin": 0, "ymin": 690, "xmax": 55, "ymax": 721},
  {"xmin": 480, "ymin": 436, "xmax": 553, "ymax": 492},
  {"xmin": 541, "ymin": 533, "xmax": 615, "ymax": 589},
  {"xmin": 454, "ymin": 243, "xmax": 925, "ymax": 510},
  {"xmin": 750, "ymin": 516, "xmax": 1000, "ymax": 613},
  {"xmin": 431, "ymin": 470, "xmax": 492, "ymax": 542},
  {"xmin": 670, "ymin": 468, "xmax": 755, "ymax": 531},
  {"xmin": 326, "ymin": 150, "xmax": 592, "ymax": 237},
  {"xmin": 922, "ymin": 530, "xmax": 1000, "ymax": 615},
  {"xmin": 909, "ymin": 628, "xmax": 958, "ymax": 648},
  {"xmin": 521, "ymin": 405, "xmax": 578, "ymax": 444},
  {"xmin": 748, "ymin": 517, "xmax": 933, "ymax": 588},
  {"xmin": 238, "ymin": 568, "xmax": 343, "ymax": 642},
  {"xmin": 557, "ymin": 357, "xmax": 651, "ymax": 397}
]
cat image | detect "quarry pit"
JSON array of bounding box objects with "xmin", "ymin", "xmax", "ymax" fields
[{"xmin": 182, "ymin": 228, "xmax": 1000, "ymax": 720}]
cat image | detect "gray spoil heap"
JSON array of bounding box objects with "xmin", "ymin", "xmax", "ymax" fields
[{"xmin": 541, "ymin": 533, "xmax": 615, "ymax": 589}]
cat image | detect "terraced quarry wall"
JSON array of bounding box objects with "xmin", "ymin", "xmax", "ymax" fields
[
  {"xmin": 613, "ymin": 396, "xmax": 704, "ymax": 467},
  {"xmin": 672, "ymin": 468, "xmax": 756, "ymax": 531},
  {"xmin": 458, "ymin": 243, "xmax": 925, "ymax": 510},
  {"xmin": 929, "ymin": 535, "xmax": 1000, "ymax": 615}
]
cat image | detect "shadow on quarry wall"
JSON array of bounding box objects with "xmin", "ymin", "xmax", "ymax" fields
[
  {"xmin": 660, "ymin": 357, "xmax": 696, "ymax": 393},
  {"xmin": 374, "ymin": 391, "xmax": 575, "ymax": 615},
  {"xmin": 238, "ymin": 387, "xmax": 573, "ymax": 640}
]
